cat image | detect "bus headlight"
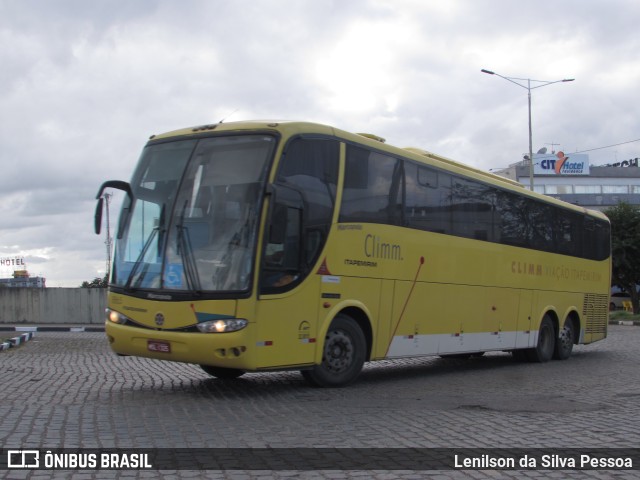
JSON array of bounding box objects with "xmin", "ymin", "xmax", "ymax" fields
[
  {"xmin": 106, "ymin": 308, "xmax": 129, "ymax": 325},
  {"xmin": 196, "ymin": 318, "xmax": 248, "ymax": 333}
]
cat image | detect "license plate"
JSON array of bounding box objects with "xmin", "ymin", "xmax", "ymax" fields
[{"xmin": 147, "ymin": 340, "xmax": 171, "ymax": 353}]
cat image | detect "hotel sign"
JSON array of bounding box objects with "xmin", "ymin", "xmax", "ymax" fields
[
  {"xmin": 0, "ymin": 257, "xmax": 25, "ymax": 267},
  {"xmin": 533, "ymin": 152, "xmax": 589, "ymax": 176}
]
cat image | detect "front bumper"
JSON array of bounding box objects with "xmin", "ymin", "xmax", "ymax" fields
[{"xmin": 105, "ymin": 321, "xmax": 256, "ymax": 370}]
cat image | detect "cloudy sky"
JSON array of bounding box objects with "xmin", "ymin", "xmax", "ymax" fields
[{"xmin": 2, "ymin": 0, "xmax": 639, "ymax": 286}]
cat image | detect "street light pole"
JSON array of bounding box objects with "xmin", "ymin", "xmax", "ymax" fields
[
  {"xmin": 481, "ymin": 69, "xmax": 574, "ymax": 190},
  {"xmin": 527, "ymin": 79, "xmax": 533, "ymax": 190}
]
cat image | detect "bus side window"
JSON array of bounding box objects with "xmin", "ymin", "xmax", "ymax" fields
[
  {"xmin": 340, "ymin": 145, "xmax": 403, "ymax": 226},
  {"xmin": 405, "ymin": 162, "xmax": 452, "ymax": 235}
]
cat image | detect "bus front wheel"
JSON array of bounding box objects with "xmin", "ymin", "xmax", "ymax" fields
[
  {"xmin": 526, "ymin": 316, "xmax": 555, "ymax": 363},
  {"xmin": 200, "ymin": 365, "xmax": 245, "ymax": 379},
  {"xmin": 301, "ymin": 314, "xmax": 366, "ymax": 388}
]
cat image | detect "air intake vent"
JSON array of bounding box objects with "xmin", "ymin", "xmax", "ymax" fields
[
  {"xmin": 583, "ymin": 293, "xmax": 608, "ymax": 334},
  {"xmin": 357, "ymin": 133, "xmax": 386, "ymax": 143}
]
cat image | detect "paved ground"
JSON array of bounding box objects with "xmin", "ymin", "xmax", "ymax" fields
[{"xmin": 1, "ymin": 325, "xmax": 640, "ymax": 479}]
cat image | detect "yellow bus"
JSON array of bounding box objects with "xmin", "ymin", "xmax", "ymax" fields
[{"xmin": 94, "ymin": 120, "xmax": 611, "ymax": 387}]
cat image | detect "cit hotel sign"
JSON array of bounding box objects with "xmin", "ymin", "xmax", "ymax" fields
[
  {"xmin": 0, "ymin": 257, "xmax": 25, "ymax": 267},
  {"xmin": 533, "ymin": 152, "xmax": 590, "ymax": 176}
]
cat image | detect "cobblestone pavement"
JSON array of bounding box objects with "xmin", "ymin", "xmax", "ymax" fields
[{"xmin": 1, "ymin": 325, "xmax": 640, "ymax": 479}]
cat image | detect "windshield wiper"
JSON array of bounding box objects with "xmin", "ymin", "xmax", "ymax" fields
[
  {"xmin": 124, "ymin": 227, "xmax": 159, "ymax": 291},
  {"xmin": 124, "ymin": 204, "xmax": 166, "ymax": 291},
  {"xmin": 176, "ymin": 200, "xmax": 203, "ymax": 293}
]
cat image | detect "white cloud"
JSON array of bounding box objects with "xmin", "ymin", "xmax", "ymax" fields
[{"xmin": 1, "ymin": 0, "xmax": 639, "ymax": 285}]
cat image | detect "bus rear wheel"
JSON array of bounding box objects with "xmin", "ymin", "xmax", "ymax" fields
[
  {"xmin": 526, "ymin": 316, "xmax": 555, "ymax": 363},
  {"xmin": 200, "ymin": 365, "xmax": 245, "ymax": 379},
  {"xmin": 301, "ymin": 314, "xmax": 366, "ymax": 388},
  {"xmin": 553, "ymin": 318, "xmax": 575, "ymax": 360}
]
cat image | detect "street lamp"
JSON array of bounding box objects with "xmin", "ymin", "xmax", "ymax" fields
[{"xmin": 481, "ymin": 69, "xmax": 574, "ymax": 190}]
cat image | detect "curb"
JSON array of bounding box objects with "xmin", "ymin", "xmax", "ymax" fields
[
  {"xmin": 0, "ymin": 331, "xmax": 35, "ymax": 352},
  {"xmin": 0, "ymin": 326, "xmax": 105, "ymax": 333},
  {"xmin": 612, "ymin": 320, "xmax": 640, "ymax": 326}
]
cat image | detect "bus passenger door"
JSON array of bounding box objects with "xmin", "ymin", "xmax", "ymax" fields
[
  {"xmin": 254, "ymin": 136, "xmax": 340, "ymax": 369},
  {"xmin": 255, "ymin": 196, "xmax": 320, "ymax": 368},
  {"xmin": 255, "ymin": 281, "xmax": 320, "ymax": 369}
]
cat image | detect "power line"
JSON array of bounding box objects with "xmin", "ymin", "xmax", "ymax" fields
[{"xmin": 575, "ymin": 138, "xmax": 640, "ymax": 154}]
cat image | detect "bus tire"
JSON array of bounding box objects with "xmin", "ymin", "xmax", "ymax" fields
[
  {"xmin": 200, "ymin": 365, "xmax": 245, "ymax": 379},
  {"xmin": 553, "ymin": 318, "xmax": 575, "ymax": 360},
  {"xmin": 526, "ymin": 315, "xmax": 555, "ymax": 363},
  {"xmin": 301, "ymin": 314, "xmax": 366, "ymax": 388}
]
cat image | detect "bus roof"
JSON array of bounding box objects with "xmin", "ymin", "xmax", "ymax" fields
[{"xmin": 148, "ymin": 120, "xmax": 608, "ymax": 222}]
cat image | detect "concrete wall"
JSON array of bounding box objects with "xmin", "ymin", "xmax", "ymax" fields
[{"xmin": 0, "ymin": 288, "xmax": 107, "ymax": 324}]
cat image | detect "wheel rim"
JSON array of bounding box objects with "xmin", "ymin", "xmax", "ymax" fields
[
  {"xmin": 323, "ymin": 329, "xmax": 354, "ymax": 374},
  {"xmin": 559, "ymin": 324, "xmax": 573, "ymax": 352}
]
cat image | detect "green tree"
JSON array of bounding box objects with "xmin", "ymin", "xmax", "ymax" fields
[
  {"xmin": 81, "ymin": 274, "xmax": 108, "ymax": 288},
  {"xmin": 604, "ymin": 201, "xmax": 640, "ymax": 313}
]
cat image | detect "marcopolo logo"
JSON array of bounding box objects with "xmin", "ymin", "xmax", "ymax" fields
[{"xmin": 536, "ymin": 152, "xmax": 589, "ymax": 175}]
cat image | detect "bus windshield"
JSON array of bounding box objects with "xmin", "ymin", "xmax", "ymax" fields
[{"xmin": 112, "ymin": 134, "xmax": 276, "ymax": 293}]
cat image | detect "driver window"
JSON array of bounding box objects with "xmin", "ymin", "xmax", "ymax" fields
[
  {"xmin": 260, "ymin": 137, "xmax": 339, "ymax": 293},
  {"xmin": 263, "ymin": 204, "xmax": 302, "ymax": 288}
]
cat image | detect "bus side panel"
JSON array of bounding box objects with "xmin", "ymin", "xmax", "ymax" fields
[
  {"xmin": 372, "ymin": 279, "xmax": 394, "ymax": 360},
  {"xmin": 483, "ymin": 286, "xmax": 521, "ymax": 351},
  {"xmin": 384, "ymin": 281, "xmax": 449, "ymax": 358},
  {"xmin": 385, "ymin": 282, "xmax": 521, "ymax": 357},
  {"xmin": 515, "ymin": 290, "xmax": 534, "ymax": 349}
]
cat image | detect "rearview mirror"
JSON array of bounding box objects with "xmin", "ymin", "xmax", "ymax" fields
[
  {"xmin": 94, "ymin": 180, "xmax": 133, "ymax": 235},
  {"xmin": 94, "ymin": 196, "xmax": 104, "ymax": 235}
]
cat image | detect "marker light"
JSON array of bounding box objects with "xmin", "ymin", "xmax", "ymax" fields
[{"xmin": 196, "ymin": 318, "xmax": 248, "ymax": 333}]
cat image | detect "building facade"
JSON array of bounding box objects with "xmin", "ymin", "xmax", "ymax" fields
[
  {"xmin": 495, "ymin": 154, "xmax": 640, "ymax": 211},
  {"xmin": 0, "ymin": 270, "xmax": 46, "ymax": 288}
]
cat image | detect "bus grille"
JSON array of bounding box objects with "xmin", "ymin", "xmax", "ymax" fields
[{"xmin": 583, "ymin": 293, "xmax": 609, "ymax": 334}]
